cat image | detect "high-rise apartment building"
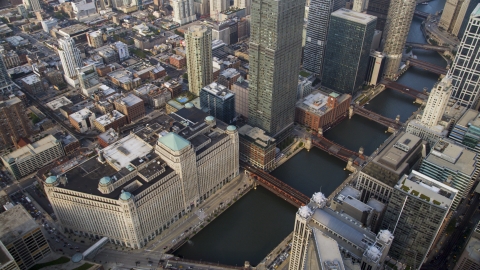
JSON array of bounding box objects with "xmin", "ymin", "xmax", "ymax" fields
[
  {"xmin": 381, "ymin": 171, "xmax": 458, "ymax": 269},
  {"xmin": 0, "ymin": 205, "xmax": 51, "ymax": 270},
  {"xmin": 303, "ymin": 0, "xmax": 345, "ymax": 75},
  {"xmin": 58, "ymin": 37, "xmax": 82, "ymax": 85},
  {"xmin": 87, "ymin": 30, "xmax": 104, "ymax": 48},
  {"xmin": 200, "ymin": 82, "xmax": 235, "ymax": 124},
  {"xmin": 248, "ymin": 0, "xmax": 305, "ymax": 138},
  {"xmin": 210, "ymin": 0, "xmax": 229, "ymax": 20},
  {"xmin": 449, "ymin": 4, "xmax": 480, "ymax": 109},
  {"xmin": 185, "ymin": 25, "xmax": 213, "ymax": 96},
  {"xmin": 0, "ymin": 97, "xmax": 32, "ymax": 147},
  {"xmin": 114, "ymin": 41, "xmax": 129, "ymax": 61},
  {"xmin": 0, "ymin": 54, "xmax": 13, "ymax": 93},
  {"xmin": 381, "ymin": 0, "xmax": 416, "ymax": 79},
  {"xmin": 419, "ymin": 139, "xmax": 478, "ymax": 209},
  {"xmin": 289, "ymin": 192, "xmax": 393, "ymax": 270},
  {"xmin": 44, "ymin": 107, "xmax": 239, "ymax": 249},
  {"xmin": 172, "ymin": 0, "xmax": 196, "ymax": 25},
  {"xmin": 321, "ymin": 9, "xmax": 376, "ymax": 94}
]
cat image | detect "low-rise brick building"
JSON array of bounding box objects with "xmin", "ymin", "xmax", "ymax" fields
[
  {"xmin": 169, "ymin": 54, "xmax": 186, "ymax": 69},
  {"xmin": 93, "ymin": 110, "xmax": 127, "ymax": 132},
  {"xmin": 113, "ymin": 94, "xmax": 145, "ymax": 123},
  {"xmin": 238, "ymin": 124, "xmax": 276, "ymax": 171}
]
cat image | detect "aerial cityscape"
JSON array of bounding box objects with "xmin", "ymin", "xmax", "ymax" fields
[{"xmin": 0, "ymin": 0, "xmax": 478, "ymax": 269}]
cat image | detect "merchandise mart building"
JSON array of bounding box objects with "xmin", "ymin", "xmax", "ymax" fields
[{"xmin": 44, "ymin": 107, "xmax": 239, "ymax": 248}]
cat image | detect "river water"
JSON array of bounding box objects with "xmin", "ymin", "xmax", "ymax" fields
[{"xmin": 175, "ymin": 0, "xmax": 448, "ymax": 266}]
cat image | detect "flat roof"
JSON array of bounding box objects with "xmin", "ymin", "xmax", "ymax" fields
[
  {"xmin": 21, "ymin": 74, "xmax": 41, "ymax": 85},
  {"xmin": 426, "ymin": 139, "xmax": 477, "ymax": 176},
  {"xmin": 312, "ymin": 229, "xmax": 345, "ymax": 270},
  {"xmin": 238, "ymin": 124, "xmax": 275, "ymax": 148},
  {"xmin": 46, "ymin": 96, "xmax": 73, "ymax": 111},
  {"xmin": 103, "ymin": 134, "xmax": 153, "ymax": 169},
  {"xmin": 312, "ymin": 207, "xmax": 376, "ymax": 257},
  {"xmin": 374, "ymin": 132, "xmax": 422, "ymax": 173},
  {"xmin": 296, "ymin": 90, "xmax": 350, "ymax": 116},
  {"xmin": 95, "ymin": 110, "xmax": 125, "ymax": 126},
  {"xmin": 69, "ymin": 108, "xmax": 94, "ymax": 123},
  {"xmin": 98, "ymin": 128, "xmax": 119, "ymax": 144},
  {"xmin": 0, "ymin": 205, "xmax": 39, "ymax": 244},
  {"xmin": 397, "ymin": 171, "xmax": 457, "ymax": 208},
  {"xmin": 332, "ymin": 8, "xmax": 377, "ymax": 25},
  {"xmin": 59, "ymin": 24, "xmax": 89, "ymax": 36},
  {"xmin": 119, "ymin": 94, "xmax": 143, "ymax": 107},
  {"xmin": 0, "ymin": 97, "xmax": 22, "ymax": 107},
  {"xmin": 2, "ymin": 135, "xmax": 59, "ymax": 163},
  {"xmin": 456, "ymin": 109, "xmax": 480, "ymax": 128},
  {"xmin": 202, "ymin": 82, "xmax": 234, "ymax": 100}
]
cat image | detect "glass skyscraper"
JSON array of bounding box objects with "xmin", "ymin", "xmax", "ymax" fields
[
  {"xmin": 449, "ymin": 4, "xmax": 480, "ymax": 109},
  {"xmin": 303, "ymin": 0, "xmax": 345, "ymax": 75},
  {"xmin": 248, "ymin": 0, "xmax": 305, "ymax": 138},
  {"xmin": 200, "ymin": 82, "xmax": 236, "ymax": 124},
  {"xmin": 321, "ymin": 9, "xmax": 376, "ymax": 94}
]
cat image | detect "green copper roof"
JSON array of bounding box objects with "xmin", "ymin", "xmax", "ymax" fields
[
  {"xmin": 45, "ymin": 176, "xmax": 57, "ymax": 184},
  {"xmin": 120, "ymin": 191, "xmax": 132, "ymax": 200},
  {"xmin": 99, "ymin": 176, "xmax": 111, "ymax": 185},
  {"xmin": 158, "ymin": 132, "xmax": 190, "ymax": 151}
]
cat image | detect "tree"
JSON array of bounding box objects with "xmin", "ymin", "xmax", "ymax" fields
[{"xmin": 182, "ymin": 73, "xmax": 188, "ymax": 79}]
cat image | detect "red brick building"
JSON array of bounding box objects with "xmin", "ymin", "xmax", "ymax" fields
[
  {"xmin": 169, "ymin": 54, "xmax": 186, "ymax": 69},
  {"xmin": 113, "ymin": 94, "xmax": 145, "ymax": 123},
  {"xmin": 295, "ymin": 91, "xmax": 351, "ymax": 133},
  {"xmin": 93, "ymin": 110, "xmax": 128, "ymax": 132}
]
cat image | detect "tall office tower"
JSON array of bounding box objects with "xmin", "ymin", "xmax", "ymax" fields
[
  {"xmin": 419, "ymin": 139, "xmax": 478, "ymax": 210},
  {"xmin": 381, "ymin": 171, "xmax": 458, "ymax": 269},
  {"xmin": 28, "ymin": 0, "xmax": 42, "ymax": 12},
  {"xmin": 449, "ymin": 109, "xmax": 480, "ymax": 153},
  {"xmin": 185, "ymin": 25, "xmax": 213, "ymax": 96},
  {"xmin": 58, "ymin": 37, "xmax": 82, "ymax": 81},
  {"xmin": 365, "ymin": 51, "xmax": 386, "ymax": 86},
  {"xmin": 321, "ymin": 9, "xmax": 376, "ymax": 94},
  {"xmin": 248, "ymin": 0, "xmax": 305, "ymax": 139},
  {"xmin": 449, "ymin": 4, "xmax": 480, "ymax": 109},
  {"xmin": 406, "ymin": 77, "xmax": 465, "ymax": 146},
  {"xmin": 172, "ymin": 0, "xmax": 196, "ymax": 25},
  {"xmin": 420, "ymin": 76, "xmax": 453, "ymax": 127},
  {"xmin": 440, "ymin": 0, "xmax": 473, "ymax": 37},
  {"xmin": 356, "ymin": 132, "xmax": 425, "ymax": 203},
  {"xmin": 352, "ymin": 0, "xmax": 368, "ymax": 12},
  {"xmin": 454, "ymin": 221, "xmax": 480, "ymax": 270},
  {"xmin": 0, "ymin": 97, "xmax": 33, "ymax": 147},
  {"xmin": 289, "ymin": 192, "xmax": 393, "ymax": 270},
  {"xmin": 200, "ymin": 82, "xmax": 236, "ymax": 124},
  {"xmin": 0, "ymin": 205, "xmax": 51, "ymax": 270},
  {"xmin": 0, "ymin": 54, "xmax": 13, "ymax": 93},
  {"xmin": 381, "ymin": 0, "xmax": 416, "ymax": 79},
  {"xmin": 210, "ymin": 0, "xmax": 229, "ymax": 20},
  {"xmin": 234, "ymin": 0, "xmax": 251, "ymax": 15},
  {"xmin": 363, "ymin": 0, "xmax": 391, "ymax": 31},
  {"xmin": 303, "ymin": 0, "xmax": 345, "ymax": 75}
]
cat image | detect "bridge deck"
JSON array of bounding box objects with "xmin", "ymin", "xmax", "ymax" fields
[
  {"xmin": 311, "ymin": 137, "xmax": 366, "ymax": 166},
  {"xmin": 243, "ymin": 163, "xmax": 309, "ymax": 207},
  {"xmin": 353, "ymin": 105, "xmax": 402, "ymax": 130},
  {"xmin": 380, "ymin": 79, "xmax": 428, "ymax": 100},
  {"xmin": 405, "ymin": 42, "xmax": 450, "ymax": 52},
  {"xmin": 407, "ymin": 58, "xmax": 448, "ymax": 75}
]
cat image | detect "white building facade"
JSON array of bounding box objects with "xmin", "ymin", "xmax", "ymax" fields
[
  {"xmin": 172, "ymin": 0, "xmax": 196, "ymax": 25},
  {"xmin": 58, "ymin": 37, "xmax": 83, "ymax": 84},
  {"xmin": 44, "ymin": 109, "xmax": 239, "ymax": 249}
]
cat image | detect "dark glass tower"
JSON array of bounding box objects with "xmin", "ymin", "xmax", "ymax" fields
[
  {"xmin": 321, "ymin": 9, "xmax": 376, "ymax": 94},
  {"xmin": 248, "ymin": 0, "xmax": 305, "ymax": 138}
]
